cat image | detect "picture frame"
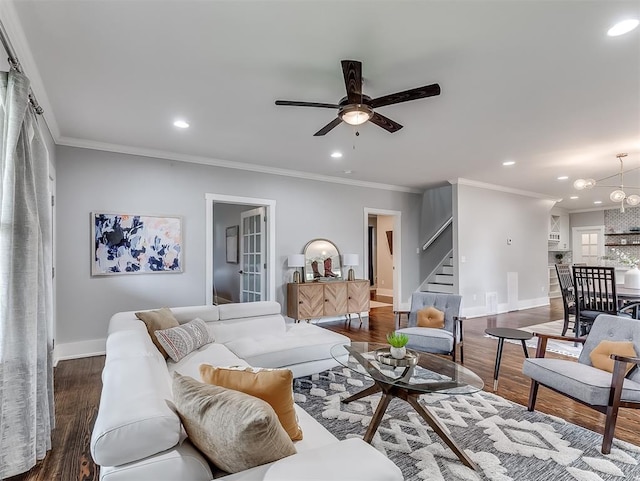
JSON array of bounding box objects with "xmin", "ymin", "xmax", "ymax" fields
[
  {"xmin": 226, "ymin": 225, "xmax": 239, "ymax": 263},
  {"xmin": 91, "ymin": 212, "xmax": 183, "ymax": 275}
]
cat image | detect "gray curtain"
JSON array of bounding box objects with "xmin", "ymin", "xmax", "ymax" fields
[{"xmin": 0, "ymin": 70, "xmax": 54, "ymax": 477}]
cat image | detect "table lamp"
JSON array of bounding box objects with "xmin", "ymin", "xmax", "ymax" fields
[
  {"xmin": 288, "ymin": 254, "xmax": 305, "ymax": 283},
  {"xmin": 343, "ymin": 254, "xmax": 359, "ymax": 281}
]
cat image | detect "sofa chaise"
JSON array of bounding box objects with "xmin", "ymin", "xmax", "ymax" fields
[{"xmin": 90, "ymin": 301, "xmax": 403, "ymax": 481}]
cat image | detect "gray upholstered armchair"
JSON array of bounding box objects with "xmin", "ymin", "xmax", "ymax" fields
[
  {"xmin": 395, "ymin": 292, "xmax": 464, "ymax": 362},
  {"xmin": 523, "ymin": 314, "xmax": 640, "ymax": 453}
]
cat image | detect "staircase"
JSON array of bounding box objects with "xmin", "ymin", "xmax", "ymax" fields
[{"xmin": 420, "ymin": 254, "xmax": 455, "ymax": 294}]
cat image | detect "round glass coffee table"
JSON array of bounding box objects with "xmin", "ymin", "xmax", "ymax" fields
[{"xmin": 331, "ymin": 342, "xmax": 483, "ymax": 471}]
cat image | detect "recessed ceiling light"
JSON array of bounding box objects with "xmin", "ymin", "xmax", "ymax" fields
[
  {"xmin": 570, "ymin": 196, "xmax": 579, "ymax": 200},
  {"xmin": 594, "ymin": 200, "xmax": 603, "ymax": 205},
  {"xmin": 173, "ymin": 120, "xmax": 189, "ymax": 129},
  {"xmin": 557, "ymin": 176, "xmax": 569, "ymax": 180},
  {"xmin": 331, "ymin": 152, "xmax": 343, "ymax": 158},
  {"xmin": 343, "ymin": 170, "xmax": 353, "ymax": 174},
  {"xmin": 607, "ymin": 19, "xmax": 639, "ymax": 37},
  {"xmin": 502, "ymin": 161, "xmax": 516, "ymax": 166}
]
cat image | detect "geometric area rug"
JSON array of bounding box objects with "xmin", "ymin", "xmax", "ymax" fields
[{"xmin": 293, "ymin": 368, "xmax": 640, "ymax": 481}]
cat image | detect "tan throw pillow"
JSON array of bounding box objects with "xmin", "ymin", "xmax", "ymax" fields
[
  {"xmin": 155, "ymin": 318, "xmax": 213, "ymax": 362},
  {"xmin": 135, "ymin": 307, "xmax": 180, "ymax": 359},
  {"xmin": 417, "ymin": 306, "xmax": 445, "ymax": 328},
  {"xmin": 172, "ymin": 373, "xmax": 296, "ymax": 473},
  {"xmin": 199, "ymin": 365, "xmax": 303, "ymax": 441},
  {"xmin": 589, "ymin": 340, "xmax": 638, "ymax": 376}
]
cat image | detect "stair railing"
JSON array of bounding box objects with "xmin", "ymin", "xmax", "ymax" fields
[{"xmin": 422, "ymin": 216, "xmax": 453, "ymax": 251}]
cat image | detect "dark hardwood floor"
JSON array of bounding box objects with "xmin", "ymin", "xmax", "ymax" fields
[{"xmin": 9, "ymin": 298, "xmax": 640, "ymax": 480}]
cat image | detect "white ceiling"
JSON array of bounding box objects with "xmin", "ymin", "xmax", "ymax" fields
[{"xmin": 5, "ymin": 0, "xmax": 640, "ymax": 210}]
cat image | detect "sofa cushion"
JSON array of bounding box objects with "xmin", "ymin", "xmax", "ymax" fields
[
  {"xmin": 172, "ymin": 373, "xmax": 296, "ymax": 474},
  {"xmin": 155, "ymin": 318, "xmax": 213, "ymax": 362},
  {"xmin": 523, "ymin": 357, "xmax": 640, "ymax": 405},
  {"xmin": 218, "ymin": 301, "xmax": 281, "ymax": 321},
  {"xmin": 589, "ymin": 340, "xmax": 638, "ymax": 375},
  {"xmin": 223, "ymin": 323, "xmax": 349, "ymax": 369},
  {"xmin": 199, "ymin": 365, "xmax": 303, "ymax": 441},
  {"xmin": 136, "ymin": 307, "xmax": 180, "ymax": 359},
  {"xmin": 168, "ymin": 342, "xmax": 249, "ymax": 380},
  {"xmin": 417, "ymin": 306, "xmax": 445, "ymax": 328},
  {"xmin": 211, "ymin": 315, "xmax": 286, "ymax": 344},
  {"xmin": 396, "ymin": 326, "xmax": 454, "ymax": 354}
]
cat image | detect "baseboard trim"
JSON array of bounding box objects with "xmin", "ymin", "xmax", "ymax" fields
[
  {"xmin": 375, "ymin": 288, "xmax": 394, "ymax": 297},
  {"xmin": 54, "ymin": 338, "xmax": 106, "ymax": 366}
]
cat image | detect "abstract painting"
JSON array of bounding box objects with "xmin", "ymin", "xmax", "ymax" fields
[{"xmin": 92, "ymin": 212, "xmax": 183, "ymax": 275}]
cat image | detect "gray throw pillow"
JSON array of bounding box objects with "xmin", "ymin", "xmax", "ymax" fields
[
  {"xmin": 155, "ymin": 318, "xmax": 213, "ymax": 362},
  {"xmin": 172, "ymin": 373, "xmax": 296, "ymax": 473}
]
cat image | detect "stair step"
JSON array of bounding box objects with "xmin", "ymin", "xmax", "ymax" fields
[
  {"xmin": 426, "ymin": 283, "xmax": 455, "ymax": 294},
  {"xmin": 434, "ymin": 274, "xmax": 454, "ymax": 284},
  {"xmin": 445, "ymin": 257, "xmax": 454, "ymax": 267},
  {"xmin": 441, "ymin": 266, "xmax": 453, "ymax": 275}
]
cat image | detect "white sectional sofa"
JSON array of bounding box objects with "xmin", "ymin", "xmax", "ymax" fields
[{"xmin": 91, "ymin": 301, "xmax": 403, "ymax": 481}]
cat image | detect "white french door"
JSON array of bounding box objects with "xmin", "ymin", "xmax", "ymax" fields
[{"xmin": 239, "ymin": 207, "xmax": 266, "ymax": 302}]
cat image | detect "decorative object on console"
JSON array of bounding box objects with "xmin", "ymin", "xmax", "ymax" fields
[
  {"xmin": 92, "ymin": 212, "xmax": 183, "ymax": 275},
  {"xmin": 303, "ymin": 238, "xmax": 342, "ymax": 281},
  {"xmin": 287, "ymin": 254, "xmax": 305, "ymax": 283},
  {"xmin": 343, "ymin": 253, "xmax": 359, "ymax": 281},
  {"xmin": 573, "ymin": 153, "xmax": 640, "ymax": 212},
  {"xmin": 172, "ymin": 373, "xmax": 296, "ymax": 474},
  {"xmin": 199, "ymin": 365, "xmax": 303, "ymax": 441},
  {"xmin": 386, "ymin": 331, "xmax": 409, "ymax": 359},
  {"xmin": 225, "ymin": 225, "xmax": 239, "ymax": 263}
]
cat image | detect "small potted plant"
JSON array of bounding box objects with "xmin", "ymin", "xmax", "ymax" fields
[{"xmin": 386, "ymin": 331, "xmax": 409, "ymax": 359}]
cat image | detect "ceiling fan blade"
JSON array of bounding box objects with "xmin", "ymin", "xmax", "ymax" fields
[
  {"xmin": 369, "ymin": 112, "xmax": 403, "ymax": 133},
  {"xmin": 370, "ymin": 83, "xmax": 441, "ymax": 109},
  {"xmin": 275, "ymin": 100, "xmax": 340, "ymax": 109},
  {"xmin": 313, "ymin": 117, "xmax": 343, "ymax": 136},
  {"xmin": 341, "ymin": 60, "xmax": 362, "ymax": 104}
]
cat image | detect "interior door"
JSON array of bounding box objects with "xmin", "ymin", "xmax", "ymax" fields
[
  {"xmin": 239, "ymin": 207, "xmax": 266, "ymax": 302},
  {"xmin": 572, "ymin": 226, "xmax": 605, "ymax": 265}
]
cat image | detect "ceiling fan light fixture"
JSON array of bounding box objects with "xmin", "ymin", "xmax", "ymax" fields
[{"xmin": 339, "ymin": 104, "xmax": 373, "ymax": 126}]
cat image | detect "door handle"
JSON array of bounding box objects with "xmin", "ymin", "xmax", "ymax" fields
[{"xmin": 238, "ymin": 270, "xmax": 244, "ymax": 274}]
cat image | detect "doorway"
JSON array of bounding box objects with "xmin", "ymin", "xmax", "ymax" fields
[
  {"xmin": 364, "ymin": 208, "xmax": 402, "ymax": 309},
  {"xmin": 572, "ymin": 226, "xmax": 605, "ymax": 265},
  {"xmin": 205, "ymin": 194, "xmax": 276, "ymax": 305}
]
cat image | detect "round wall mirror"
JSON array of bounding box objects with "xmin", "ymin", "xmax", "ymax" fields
[{"xmin": 303, "ymin": 239, "xmax": 342, "ymax": 281}]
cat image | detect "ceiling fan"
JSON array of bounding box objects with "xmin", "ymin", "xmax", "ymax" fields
[{"xmin": 275, "ymin": 60, "xmax": 441, "ymax": 136}]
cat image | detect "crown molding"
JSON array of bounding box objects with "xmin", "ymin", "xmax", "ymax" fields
[
  {"xmin": 450, "ymin": 178, "xmax": 559, "ymax": 201},
  {"xmin": 0, "ymin": 2, "xmax": 60, "ymax": 139},
  {"xmin": 57, "ymin": 136, "xmax": 424, "ymax": 194}
]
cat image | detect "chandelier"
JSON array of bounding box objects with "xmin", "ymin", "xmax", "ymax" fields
[{"xmin": 573, "ymin": 153, "xmax": 640, "ymax": 212}]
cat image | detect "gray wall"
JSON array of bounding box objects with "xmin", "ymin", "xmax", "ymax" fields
[
  {"xmin": 570, "ymin": 210, "xmax": 604, "ymax": 228},
  {"xmin": 55, "ymin": 145, "xmax": 422, "ymax": 352},
  {"xmin": 212, "ymin": 203, "xmax": 253, "ymax": 303},
  {"xmin": 456, "ymin": 183, "xmax": 553, "ymax": 316}
]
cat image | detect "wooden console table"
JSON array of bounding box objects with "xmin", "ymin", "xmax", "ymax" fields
[{"xmin": 287, "ymin": 280, "xmax": 370, "ymax": 324}]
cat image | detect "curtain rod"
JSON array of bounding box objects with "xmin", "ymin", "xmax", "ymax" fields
[{"xmin": 0, "ymin": 18, "xmax": 43, "ymax": 114}]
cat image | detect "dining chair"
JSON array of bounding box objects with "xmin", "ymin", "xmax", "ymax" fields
[
  {"xmin": 555, "ymin": 264, "xmax": 576, "ymax": 336},
  {"xmin": 572, "ymin": 266, "xmax": 636, "ymax": 337}
]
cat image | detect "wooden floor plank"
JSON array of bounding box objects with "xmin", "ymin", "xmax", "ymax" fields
[{"xmin": 7, "ymin": 298, "xmax": 640, "ymax": 480}]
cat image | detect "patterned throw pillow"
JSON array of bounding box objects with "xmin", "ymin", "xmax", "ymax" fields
[
  {"xmin": 172, "ymin": 373, "xmax": 296, "ymax": 473},
  {"xmin": 155, "ymin": 318, "xmax": 213, "ymax": 362},
  {"xmin": 199, "ymin": 365, "xmax": 303, "ymax": 441}
]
